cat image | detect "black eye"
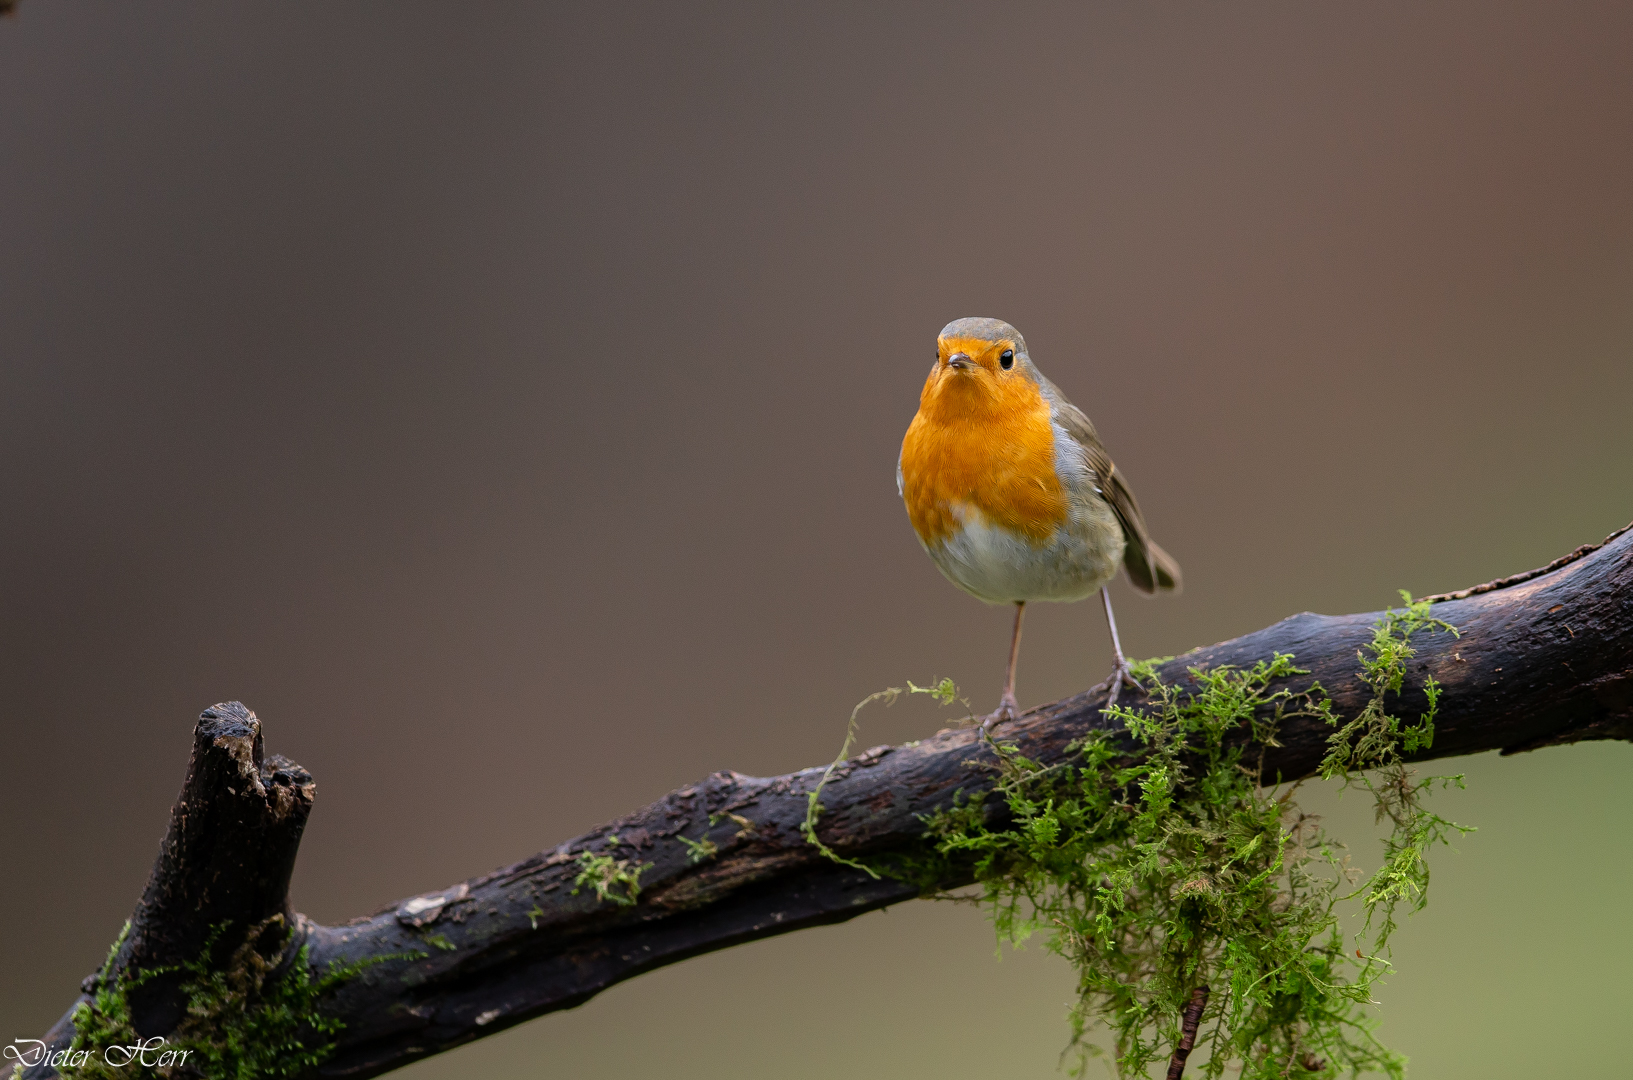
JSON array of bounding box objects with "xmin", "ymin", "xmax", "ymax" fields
[{"xmin": 999, "ymin": 349, "xmax": 1015, "ymax": 370}]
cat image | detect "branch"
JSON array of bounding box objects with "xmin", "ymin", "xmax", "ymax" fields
[
  {"xmin": 25, "ymin": 524, "xmax": 1633, "ymax": 1079},
  {"xmin": 1165, "ymin": 985, "xmax": 1210, "ymax": 1080}
]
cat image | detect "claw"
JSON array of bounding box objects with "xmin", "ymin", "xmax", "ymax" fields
[
  {"xmin": 979, "ymin": 692, "xmax": 1020, "ymax": 740},
  {"xmin": 1101, "ymin": 658, "xmax": 1140, "ymax": 712}
]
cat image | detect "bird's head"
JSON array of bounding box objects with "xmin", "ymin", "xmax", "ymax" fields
[
  {"xmin": 923, "ymin": 317, "xmax": 1037, "ymax": 413},
  {"xmin": 934, "ymin": 316, "xmax": 1030, "ymax": 378}
]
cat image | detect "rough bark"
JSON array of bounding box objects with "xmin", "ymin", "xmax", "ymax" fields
[{"xmin": 24, "ymin": 522, "xmax": 1633, "ymax": 1079}]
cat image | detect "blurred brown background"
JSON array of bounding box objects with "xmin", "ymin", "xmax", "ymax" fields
[{"xmin": 3, "ymin": 2, "xmax": 1631, "ymax": 1076}]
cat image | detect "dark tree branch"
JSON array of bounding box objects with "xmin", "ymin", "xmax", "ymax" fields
[
  {"xmin": 26, "ymin": 523, "xmax": 1633, "ymax": 1079},
  {"xmin": 1166, "ymin": 984, "xmax": 1210, "ymax": 1080}
]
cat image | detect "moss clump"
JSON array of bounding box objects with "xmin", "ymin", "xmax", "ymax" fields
[
  {"xmin": 816, "ymin": 595, "xmax": 1467, "ymax": 1078},
  {"xmin": 52, "ymin": 915, "xmax": 389, "ymax": 1080},
  {"xmin": 678, "ymin": 835, "xmax": 718, "ymax": 864},
  {"xmin": 1318, "ymin": 596, "xmax": 1467, "ymax": 947},
  {"xmin": 571, "ymin": 837, "xmax": 651, "ymax": 907}
]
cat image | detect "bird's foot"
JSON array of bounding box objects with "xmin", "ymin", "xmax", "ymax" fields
[
  {"xmin": 978, "ymin": 693, "xmax": 1020, "ymax": 740},
  {"xmin": 1095, "ymin": 658, "xmax": 1142, "ymax": 713}
]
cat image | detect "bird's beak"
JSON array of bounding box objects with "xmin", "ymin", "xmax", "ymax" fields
[{"xmin": 947, "ymin": 352, "xmax": 974, "ymax": 371}]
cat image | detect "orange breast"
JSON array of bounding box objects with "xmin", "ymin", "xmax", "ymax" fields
[{"xmin": 900, "ymin": 365, "xmax": 1066, "ymax": 547}]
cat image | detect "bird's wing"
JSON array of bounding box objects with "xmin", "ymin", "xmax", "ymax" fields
[{"xmin": 1041, "ymin": 378, "xmax": 1181, "ymax": 594}]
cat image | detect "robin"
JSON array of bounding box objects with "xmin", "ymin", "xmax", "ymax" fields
[{"xmin": 898, "ymin": 317, "xmax": 1180, "ymax": 732}]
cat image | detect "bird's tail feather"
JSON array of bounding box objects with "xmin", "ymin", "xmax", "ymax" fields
[{"xmin": 1125, "ymin": 539, "xmax": 1181, "ymax": 595}]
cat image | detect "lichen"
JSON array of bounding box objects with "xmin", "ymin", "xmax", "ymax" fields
[
  {"xmin": 51, "ymin": 915, "xmax": 397, "ymax": 1080},
  {"xmin": 814, "ymin": 595, "xmax": 1467, "ymax": 1078}
]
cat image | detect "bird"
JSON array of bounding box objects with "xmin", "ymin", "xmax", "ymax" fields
[{"xmin": 897, "ymin": 317, "xmax": 1180, "ymax": 733}]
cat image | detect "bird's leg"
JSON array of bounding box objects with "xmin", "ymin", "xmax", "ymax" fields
[
  {"xmin": 980, "ymin": 601, "xmax": 1026, "ymax": 738},
  {"xmin": 1098, "ymin": 587, "xmax": 1141, "ymax": 712}
]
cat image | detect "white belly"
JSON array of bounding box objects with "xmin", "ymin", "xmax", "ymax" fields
[{"xmin": 923, "ymin": 500, "xmax": 1125, "ymax": 605}]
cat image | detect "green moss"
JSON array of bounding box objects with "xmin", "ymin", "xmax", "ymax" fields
[
  {"xmin": 814, "ymin": 596, "xmax": 1467, "ymax": 1078},
  {"xmin": 572, "ymin": 837, "xmax": 651, "ymax": 907},
  {"xmin": 1318, "ymin": 593, "xmax": 1469, "ymax": 946},
  {"xmin": 422, "ymin": 934, "xmax": 457, "ymax": 952},
  {"xmin": 51, "ymin": 915, "xmax": 396, "ymax": 1080},
  {"xmin": 801, "ymin": 677, "xmax": 963, "ymax": 875},
  {"xmin": 678, "ymin": 835, "xmax": 718, "ymax": 864}
]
